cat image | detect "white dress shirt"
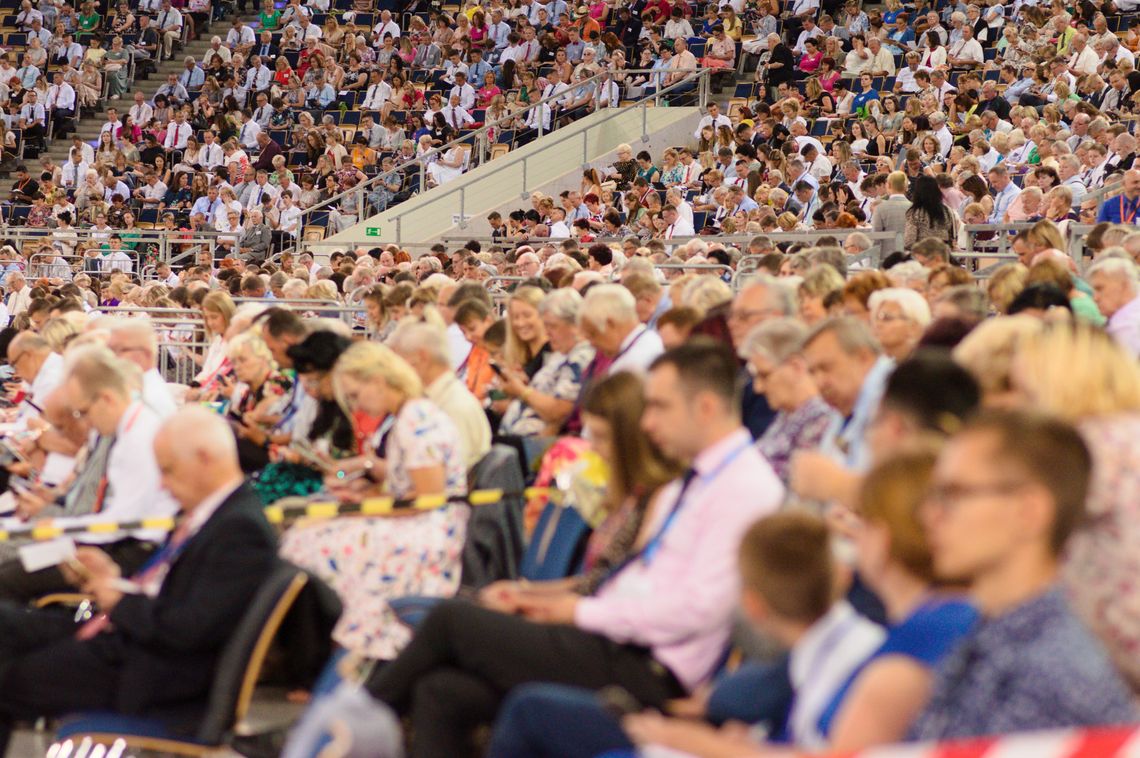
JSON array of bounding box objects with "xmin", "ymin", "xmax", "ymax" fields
[
  {"xmin": 60, "ymin": 160, "xmax": 89, "ymax": 189},
  {"xmin": 130, "ymin": 102, "xmax": 154, "ymax": 126},
  {"xmin": 361, "ymin": 81, "xmax": 391, "ymax": 110},
  {"xmin": 54, "ymin": 401, "xmax": 178, "ymax": 544},
  {"xmin": 46, "ymin": 82, "xmax": 75, "ymax": 111},
  {"xmin": 226, "ymin": 26, "xmax": 255, "ymax": 47},
  {"xmin": 237, "ymin": 119, "xmax": 261, "ymax": 149},
  {"xmin": 164, "ymin": 121, "xmax": 191, "ymax": 149},
  {"xmin": 607, "ymin": 324, "xmax": 664, "ymax": 377},
  {"xmin": 7, "ymin": 287, "xmax": 31, "ymax": 316},
  {"xmin": 142, "ymin": 368, "xmax": 176, "ymax": 418},
  {"xmin": 199, "ymin": 141, "xmax": 224, "ymax": 169}
]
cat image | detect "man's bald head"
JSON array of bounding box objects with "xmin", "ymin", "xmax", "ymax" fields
[{"xmin": 154, "ymin": 407, "xmax": 242, "ymax": 512}]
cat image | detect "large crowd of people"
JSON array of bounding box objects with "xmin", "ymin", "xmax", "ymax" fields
[{"xmin": 0, "ymin": 0, "xmax": 1136, "ymax": 755}]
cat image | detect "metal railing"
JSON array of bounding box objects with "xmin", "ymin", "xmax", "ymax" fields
[
  {"xmin": 0, "ymin": 227, "xmax": 235, "ymax": 271},
  {"xmin": 296, "ymin": 67, "xmax": 711, "ymax": 250}
]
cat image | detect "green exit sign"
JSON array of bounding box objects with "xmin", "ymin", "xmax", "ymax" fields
[{"xmin": 365, "ymin": 227, "xmax": 382, "ymax": 237}]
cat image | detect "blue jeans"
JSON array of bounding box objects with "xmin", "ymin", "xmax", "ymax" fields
[
  {"xmin": 486, "ymin": 657, "xmax": 795, "ymax": 758},
  {"xmin": 487, "ymin": 683, "xmax": 633, "ymax": 758}
]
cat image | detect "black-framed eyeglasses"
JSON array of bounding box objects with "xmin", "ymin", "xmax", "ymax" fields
[{"xmin": 924, "ymin": 480, "xmax": 1029, "ymax": 511}]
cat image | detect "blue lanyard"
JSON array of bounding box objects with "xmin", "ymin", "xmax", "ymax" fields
[{"xmin": 639, "ymin": 439, "xmax": 753, "ymax": 566}]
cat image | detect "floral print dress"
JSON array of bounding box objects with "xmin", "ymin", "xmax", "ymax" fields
[{"xmin": 279, "ymin": 398, "xmax": 470, "ymax": 659}]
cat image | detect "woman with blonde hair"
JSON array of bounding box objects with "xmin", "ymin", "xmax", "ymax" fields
[
  {"xmin": 683, "ymin": 276, "xmax": 733, "ymax": 315},
  {"xmin": 986, "ymin": 263, "xmax": 1029, "ymax": 314},
  {"xmin": 1023, "ymin": 218, "xmax": 1067, "ymax": 253},
  {"xmin": 1010, "ymin": 323, "xmax": 1140, "ymax": 691},
  {"xmin": 798, "ymin": 265, "xmax": 845, "ymax": 324},
  {"xmin": 951, "ymin": 313, "xmax": 1043, "ymax": 407},
  {"xmin": 191, "ymin": 290, "xmax": 237, "ymax": 394},
  {"xmin": 280, "ymin": 338, "xmax": 469, "ymax": 660},
  {"xmin": 39, "ymin": 317, "xmax": 79, "ymax": 352},
  {"xmin": 503, "ymin": 285, "xmax": 550, "ymax": 378}
]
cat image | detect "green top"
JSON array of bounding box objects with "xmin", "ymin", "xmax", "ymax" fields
[
  {"xmin": 259, "ymin": 9, "xmax": 282, "ymax": 29},
  {"xmin": 1071, "ymin": 292, "xmax": 1106, "ymax": 326},
  {"xmin": 78, "ymin": 12, "xmax": 101, "ymax": 31}
]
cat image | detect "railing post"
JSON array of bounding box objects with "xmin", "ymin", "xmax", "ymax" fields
[
  {"xmin": 641, "ymin": 102, "xmax": 648, "ymax": 142},
  {"xmin": 520, "ymin": 158, "xmax": 528, "ymax": 200},
  {"xmin": 582, "ymin": 130, "xmax": 588, "ymax": 169},
  {"xmin": 419, "ymin": 163, "xmax": 427, "ymax": 198},
  {"xmin": 459, "ymin": 187, "xmax": 467, "ymax": 229}
]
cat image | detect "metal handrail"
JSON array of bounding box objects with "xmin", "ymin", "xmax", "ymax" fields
[
  {"xmin": 296, "ymin": 66, "xmax": 707, "ymax": 249},
  {"xmin": 371, "ymin": 68, "xmax": 712, "ymax": 247}
]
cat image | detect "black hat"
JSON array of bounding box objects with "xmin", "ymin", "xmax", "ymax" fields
[{"xmin": 288, "ymin": 331, "xmax": 352, "ymax": 373}]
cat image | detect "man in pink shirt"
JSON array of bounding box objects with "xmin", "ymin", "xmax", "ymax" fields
[{"xmin": 360, "ymin": 339, "xmax": 784, "ymax": 757}]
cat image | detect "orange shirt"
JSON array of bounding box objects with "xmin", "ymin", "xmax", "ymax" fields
[{"xmin": 463, "ymin": 344, "xmax": 495, "ymax": 401}]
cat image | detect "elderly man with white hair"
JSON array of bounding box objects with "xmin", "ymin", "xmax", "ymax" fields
[
  {"xmin": 516, "ymin": 252, "xmax": 541, "ymax": 278},
  {"xmin": 579, "ymin": 284, "xmax": 663, "ymax": 376},
  {"xmin": 843, "ymin": 232, "xmax": 873, "ymax": 267},
  {"xmin": 387, "ymin": 321, "xmax": 490, "ymax": 469},
  {"xmin": 0, "ymin": 406, "xmax": 278, "ymax": 753},
  {"xmin": 6, "ymin": 272, "xmax": 30, "ymax": 316},
  {"xmin": 105, "ymin": 318, "xmax": 177, "ymax": 417},
  {"xmin": 1089, "ymin": 256, "xmax": 1140, "ymax": 355}
]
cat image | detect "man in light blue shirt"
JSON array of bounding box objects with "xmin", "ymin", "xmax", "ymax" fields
[
  {"xmin": 190, "ymin": 185, "xmax": 222, "ymax": 225},
  {"xmin": 14, "ymin": 56, "xmax": 39, "ymax": 89},
  {"xmin": 306, "ymin": 76, "xmax": 335, "ymax": 110},
  {"xmin": 987, "ymin": 164, "xmax": 1021, "ymax": 224},
  {"xmin": 179, "ymin": 57, "xmax": 206, "ymax": 90}
]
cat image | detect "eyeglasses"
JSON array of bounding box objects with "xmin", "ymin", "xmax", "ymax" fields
[
  {"xmin": 874, "ymin": 311, "xmax": 908, "ymax": 323},
  {"xmin": 924, "ymin": 480, "xmax": 1028, "ymax": 511}
]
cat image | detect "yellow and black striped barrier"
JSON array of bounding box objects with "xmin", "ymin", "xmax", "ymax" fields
[{"xmin": 0, "ymin": 488, "xmax": 557, "ymax": 542}]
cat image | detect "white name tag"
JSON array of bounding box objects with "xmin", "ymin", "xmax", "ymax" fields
[{"xmin": 19, "ymin": 537, "xmax": 77, "ymax": 574}]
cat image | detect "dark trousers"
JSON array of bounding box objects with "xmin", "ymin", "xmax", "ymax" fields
[
  {"xmin": 51, "ymin": 108, "xmax": 74, "ymax": 138},
  {"xmin": 0, "ymin": 603, "xmax": 124, "ymax": 755},
  {"xmin": 363, "ymin": 600, "xmax": 685, "ymax": 758},
  {"xmin": 0, "ymin": 538, "xmax": 156, "ymax": 604}
]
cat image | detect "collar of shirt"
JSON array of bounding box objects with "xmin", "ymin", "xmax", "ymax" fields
[
  {"xmin": 690, "ymin": 426, "xmax": 752, "ymax": 479},
  {"xmin": 180, "ymin": 476, "xmax": 245, "ymax": 538},
  {"xmin": 971, "ymin": 585, "xmax": 1070, "ymax": 650},
  {"xmin": 1112, "ymin": 292, "xmax": 1140, "ymax": 325},
  {"xmin": 426, "ymin": 371, "xmax": 460, "ymax": 404},
  {"xmin": 789, "ymin": 600, "xmax": 869, "ymax": 689}
]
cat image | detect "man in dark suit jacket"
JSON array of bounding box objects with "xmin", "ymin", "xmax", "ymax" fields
[
  {"xmin": 0, "ymin": 407, "xmax": 278, "ymax": 752},
  {"xmin": 252, "ymin": 132, "xmax": 283, "ymax": 172}
]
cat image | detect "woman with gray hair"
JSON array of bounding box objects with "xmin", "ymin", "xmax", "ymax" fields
[
  {"xmin": 497, "ymin": 288, "xmax": 596, "ymax": 444},
  {"xmin": 869, "ymin": 287, "xmax": 932, "ymax": 361},
  {"xmin": 740, "ymin": 317, "xmax": 836, "ymax": 483}
]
